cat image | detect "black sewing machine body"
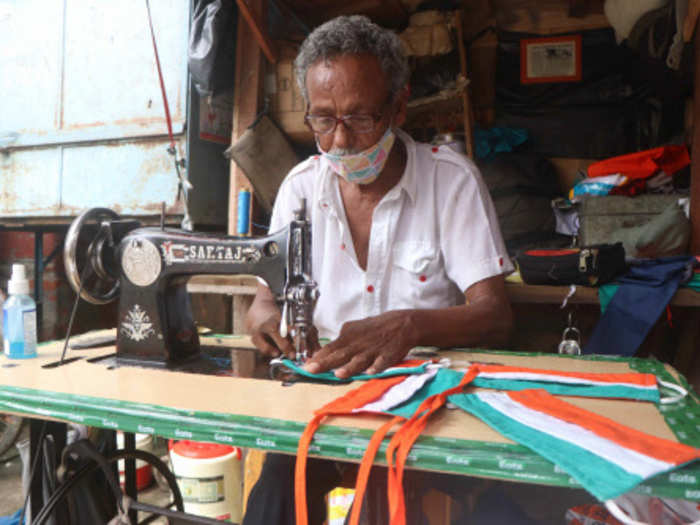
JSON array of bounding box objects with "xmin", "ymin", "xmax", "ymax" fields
[
  {"xmin": 64, "ymin": 206, "xmax": 317, "ymax": 367},
  {"xmin": 116, "ymin": 227, "xmax": 289, "ymax": 364}
]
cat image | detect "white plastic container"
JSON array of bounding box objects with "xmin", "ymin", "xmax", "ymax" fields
[
  {"xmin": 169, "ymin": 440, "xmax": 242, "ymax": 522},
  {"xmin": 3, "ymin": 264, "xmax": 37, "ymax": 359},
  {"xmin": 116, "ymin": 432, "xmax": 154, "ymax": 491}
]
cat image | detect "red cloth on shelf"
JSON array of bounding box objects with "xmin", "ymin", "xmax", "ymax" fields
[{"xmin": 587, "ymin": 145, "xmax": 690, "ymax": 180}]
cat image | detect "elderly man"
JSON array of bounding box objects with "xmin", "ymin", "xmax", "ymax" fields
[{"xmin": 243, "ymin": 14, "xmax": 514, "ymax": 525}]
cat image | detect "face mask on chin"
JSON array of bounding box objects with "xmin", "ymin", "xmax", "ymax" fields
[{"xmin": 317, "ymin": 127, "xmax": 396, "ymax": 185}]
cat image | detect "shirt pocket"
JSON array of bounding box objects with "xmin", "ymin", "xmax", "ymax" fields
[
  {"xmin": 392, "ymin": 241, "xmax": 437, "ymax": 274},
  {"xmin": 389, "ymin": 241, "xmax": 447, "ymax": 309}
]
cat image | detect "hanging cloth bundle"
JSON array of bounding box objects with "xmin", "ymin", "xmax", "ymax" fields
[{"xmin": 292, "ymin": 359, "xmax": 695, "ymax": 525}]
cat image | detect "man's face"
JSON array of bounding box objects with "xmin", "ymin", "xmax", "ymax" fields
[{"xmin": 305, "ymin": 54, "xmax": 403, "ymax": 154}]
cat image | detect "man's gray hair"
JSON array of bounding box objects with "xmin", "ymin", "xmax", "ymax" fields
[{"xmin": 294, "ymin": 15, "xmax": 410, "ymax": 103}]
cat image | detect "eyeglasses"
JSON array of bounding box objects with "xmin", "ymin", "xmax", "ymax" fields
[{"xmin": 304, "ymin": 98, "xmax": 391, "ymax": 135}]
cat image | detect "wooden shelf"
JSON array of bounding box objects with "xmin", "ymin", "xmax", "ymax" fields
[
  {"xmin": 187, "ymin": 275, "xmax": 258, "ymax": 296},
  {"xmin": 506, "ymin": 282, "xmax": 700, "ymax": 307}
]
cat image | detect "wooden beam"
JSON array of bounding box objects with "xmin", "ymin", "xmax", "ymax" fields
[
  {"xmin": 236, "ymin": 0, "xmax": 278, "ymax": 63},
  {"xmin": 454, "ymin": 10, "xmax": 475, "ymax": 159},
  {"xmin": 692, "ymin": 16, "xmax": 700, "ymax": 253},
  {"xmin": 229, "ymin": 0, "xmax": 265, "ymax": 237},
  {"xmin": 229, "ymin": 0, "xmax": 266, "ymax": 333}
]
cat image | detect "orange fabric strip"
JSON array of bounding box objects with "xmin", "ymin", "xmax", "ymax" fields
[
  {"xmin": 348, "ymin": 415, "xmax": 405, "ymax": 525},
  {"xmin": 295, "ymin": 413, "xmax": 326, "ymax": 525},
  {"xmin": 387, "ymin": 366, "xmax": 479, "ymax": 525},
  {"xmin": 510, "ymin": 389, "xmax": 700, "ymax": 465},
  {"xmin": 295, "ymin": 372, "xmax": 421, "ymax": 525}
]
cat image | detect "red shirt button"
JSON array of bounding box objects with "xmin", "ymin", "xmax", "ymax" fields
[
  {"xmin": 340, "ymin": 243, "xmax": 346, "ymax": 250},
  {"xmin": 431, "ymin": 146, "xmax": 439, "ymax": 153},
  {"xmin": 367, "ymin": 285, "xmax": 374, "ymax": 293},
  {"xmin": 419, "ymin": 275, "xmax": 427, "ymax": 282},
  {"xmin": 499, "ymin": 257, "xmax": 504, "ymax": 266}
]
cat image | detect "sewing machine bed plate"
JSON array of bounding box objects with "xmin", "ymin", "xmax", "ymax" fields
[{"xmin": 1, "ymin": 331, "xmax": 699, "ymax": 500}]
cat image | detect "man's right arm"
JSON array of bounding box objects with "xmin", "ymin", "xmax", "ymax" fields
[{"xmin": 245, "ymin": 282, "xmax": 295, "ymax": 358}]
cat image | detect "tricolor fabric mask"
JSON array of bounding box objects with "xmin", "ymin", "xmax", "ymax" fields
[{"xmin": 317, "ymin": 126, "xmax": 396, "ymax": 185}]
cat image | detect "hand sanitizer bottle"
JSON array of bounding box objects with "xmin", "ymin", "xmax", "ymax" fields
[{"xmin": 3, "ymin": 264, "xmax": 37, "ymax": 359}]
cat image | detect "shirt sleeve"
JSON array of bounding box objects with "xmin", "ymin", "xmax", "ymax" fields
[
  {"xmin": 438, "ymin": 157, "xmax": 514, "ymax": 293},
  {"xmin": 268, "ymin": 161, "xmax": 313, "ymax": 233},
  {"xmin": 268, "ymin": 181, "xmax": 297, "ymax": 234}
]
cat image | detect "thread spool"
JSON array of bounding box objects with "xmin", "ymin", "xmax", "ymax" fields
[{"xmin": 237, "ymin": 190, "xmax": 251, "ymax": 235}]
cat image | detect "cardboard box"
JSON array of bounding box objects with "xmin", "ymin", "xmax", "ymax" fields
[{"xmin": 268, "ymin": 44, "xmax": 314, "ymax": 145}]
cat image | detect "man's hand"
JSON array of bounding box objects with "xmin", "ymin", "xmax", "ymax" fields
[
  {"xmin": 246, "ymin": 283, "xmax": 295, "ymax": 358},
  {"xmin": 302, "ymin": 310, "xmax": 419, "ymax": 379},
  {"xmin": 246, "ymin": 282, "xmax": 322, "ymax": 359},
  {"xmin": 249, "ymin": 313, "xmax": 295, "ymax": 358}
]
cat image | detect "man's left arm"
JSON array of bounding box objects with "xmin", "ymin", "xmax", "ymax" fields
[{"xmin": 303, "ymin": 274, "xmax": 512, "ymax": 379}]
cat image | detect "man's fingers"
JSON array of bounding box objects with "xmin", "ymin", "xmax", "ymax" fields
[
  {"xmin": 365, "ymin": 352, "xmax": 394, "ymax": 376},
  {"xmin": 335, "ymin": 352, "xmax": 376, "ymax": 379},
  {"xmin": 303, "ymin": 344, "xmax": 352, "ymax": 374},
  {"xmin": 267, "ymin": 329, "xmax": 295, "ymax": 358},
  {"xmin": 251, "ymin": 333, "xmax": 280, "ymax": 357},
  {"xmin": 307, "ymin": 327, "xmax": 322, "ymax": 356}
]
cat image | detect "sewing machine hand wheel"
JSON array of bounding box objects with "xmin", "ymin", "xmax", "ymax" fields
[{"xmin": 64, "ymin": 208, "xmax": 121, "ymax": 305}]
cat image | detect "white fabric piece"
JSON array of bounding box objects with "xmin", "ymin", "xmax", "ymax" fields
[
  {"xmin": 553, "ymin": 205, "xmax": 580, "ymax": 235},
  {"xmin": 476, "ymin": 392, "xmax": 673, "ymax": 478},
  {"xmin": 355, "ymin": 368, "xmax": 438, "ymax": 414},
  {"xmin": 667, "ymin": 0, "xmax": 689, "ymax": 69},
  {"xmin": 612, "ymin": 493, "xmax": 700, "ymax": 525},
  {"xmin": 268, "ymin": 129, "xmax": 513, "ymax": 339},
  {"xmin": 475, "ymin": 372, "xmax": 656, "ymax": 391},
  {"xmin": 604, "ymin": 0, "xmax": 668, "ymax": 43},
  {"xmin": 560, "ymin": 284, "xmax": 577, "ymax": 310}
]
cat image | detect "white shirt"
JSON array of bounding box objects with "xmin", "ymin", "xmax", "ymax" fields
[{"xmin": 269, "ymin": 129, "xmax": 514, "ymax": 340}]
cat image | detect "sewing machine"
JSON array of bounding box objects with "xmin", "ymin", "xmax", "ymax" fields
[{"xmin": 63, "ymin": 204, "xmax": 318, "ymax": 367}]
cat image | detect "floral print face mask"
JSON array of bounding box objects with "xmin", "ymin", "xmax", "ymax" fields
[{"xmin": 317, "ymin": 127, "xmax": 396, "ymax": 185}]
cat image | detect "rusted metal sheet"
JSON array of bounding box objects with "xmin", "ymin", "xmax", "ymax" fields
[
  {"xmin": 0, "ymin": 0, "xmax": 189, "ymax": 221},
  {"xmin": 0, "ymin": 137, "xmax": 185, "ymax": 218}
]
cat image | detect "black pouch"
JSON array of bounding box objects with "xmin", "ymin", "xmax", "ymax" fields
[{"xmin": 516, "ymin": 243, "xmax": 626, "ymax": 286}]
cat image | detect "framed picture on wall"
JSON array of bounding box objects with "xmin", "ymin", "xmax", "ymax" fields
[{"xmin": 520, "ymin": 35, "xmax": 582, "ymax": 84}]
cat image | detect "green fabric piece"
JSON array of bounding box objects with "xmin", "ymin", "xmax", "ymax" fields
[
  {"xmin": 685, "ymin": 273, "xmax": 700, "ymax": 292},
  {"xmin": 598, "ymin": 283, "xmax": 619, "ymax": 314},
  {"xmin": 276, "ymin": 358, "xmax": 430, "ymax": 383}
]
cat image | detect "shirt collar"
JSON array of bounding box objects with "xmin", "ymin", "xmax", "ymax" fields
[{"xmin": 390, "ymin": 128, "xmax": 417, "ymax": 205}]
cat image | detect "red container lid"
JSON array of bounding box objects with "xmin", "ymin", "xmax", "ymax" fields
[{"xmin": 170, "ymin": 440, "xmax": 240, "ymax": 459}]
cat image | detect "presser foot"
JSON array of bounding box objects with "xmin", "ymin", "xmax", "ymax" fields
[{"xmin": 269, "ymin": 357, "xmax": 305, "ymax": 384}]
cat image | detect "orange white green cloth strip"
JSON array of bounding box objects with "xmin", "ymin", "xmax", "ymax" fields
[
  {"xmin": 277, "ymin": 357, "xmax": 685, "ymax": 403},
  {"xmin": 293, "ymin": 361, "xmax": 694, "ymax": 525},
  {"xmin": 471, "ymin": 364, "xmax": 662, "ymax": 403},
  {"xmin": 449, "ymin": 389, "xmax": 700, "ymax": 502}
]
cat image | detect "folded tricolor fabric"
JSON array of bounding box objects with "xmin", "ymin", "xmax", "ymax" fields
[
  {"xmin": 449, "ymin": 389, "xmax": 700, "ymax": 502},
  {"xmin": 292, "ymin": 361, "xmax": 695, "ymax": 525}
]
